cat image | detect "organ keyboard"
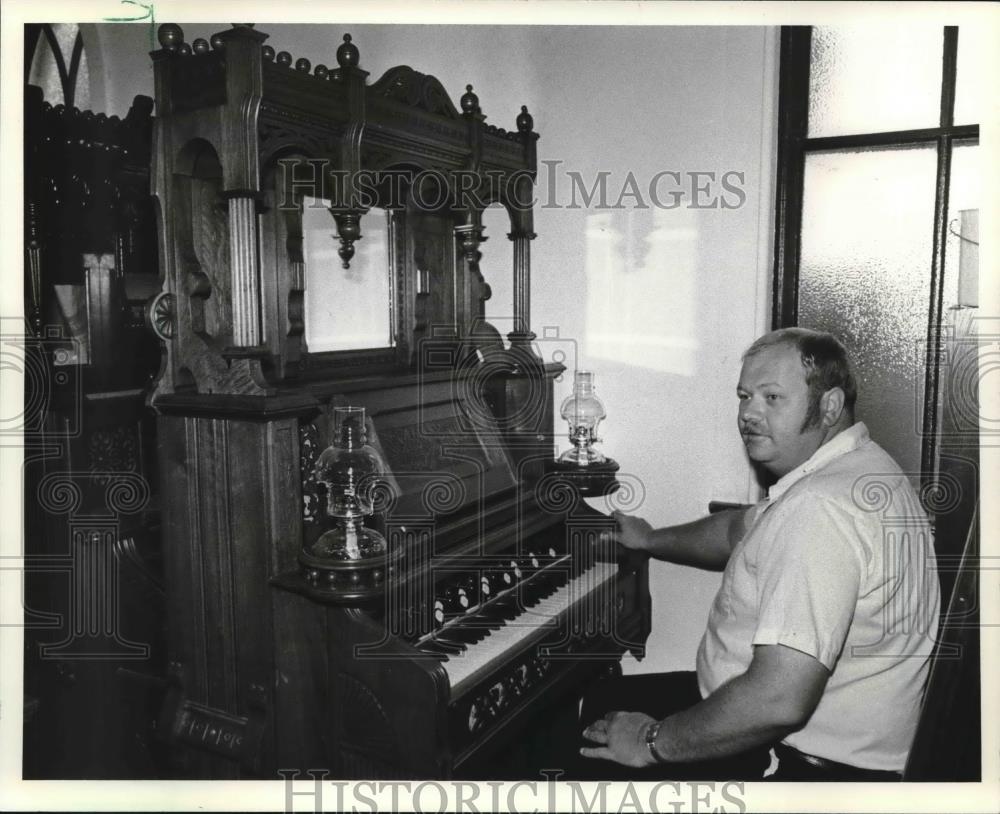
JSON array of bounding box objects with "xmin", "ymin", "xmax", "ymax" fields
[
  {"xmin": 275, "ymin": 406, "xmax": 651, "ymax": 778},
  {"xmin": 269, "ymin": 368, "xmax": 650, "ymax": 777},
  {"xmin": 424, "ymin": 557, "xmax": 619, "ymax": 697}
]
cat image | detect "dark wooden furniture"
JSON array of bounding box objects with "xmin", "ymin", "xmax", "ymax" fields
[
  {"xmin": 904, "ymin": 502, "xmax": 981, "ymax": 781},
  {"xmin": 147, "ymin": 23, "xmax": 650, "ymax": 778},
  {"xmin": 21, "ymin": 85, "xmax": 167, "ymax": 778}
]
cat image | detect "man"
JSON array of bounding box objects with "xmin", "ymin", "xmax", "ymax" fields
[{"xmin": 577, "ymin": 328, "xmax": 940, "ymax": 781}]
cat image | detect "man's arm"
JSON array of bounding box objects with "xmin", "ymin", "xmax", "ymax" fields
[
  {"xmin": 580, "ymin": 644, "xmax": 829, "ymax": 767},
  {"xmin": 613, "ymin": 506, "xmax": 754, "ymax": 571}
]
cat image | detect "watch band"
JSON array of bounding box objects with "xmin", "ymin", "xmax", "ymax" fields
[{"xmin": 644, "ymin": 720, "xmax": 667, "ymax": 764}]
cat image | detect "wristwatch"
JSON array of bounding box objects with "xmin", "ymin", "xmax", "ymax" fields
[{"xmin": 644, "ymin": 720, "xmax": 668, "ymax": 764}]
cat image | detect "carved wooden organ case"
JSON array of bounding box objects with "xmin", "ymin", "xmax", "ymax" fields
[{"xmin": 148, "ymin": 23, "xmax": 650, "ymax": 779}]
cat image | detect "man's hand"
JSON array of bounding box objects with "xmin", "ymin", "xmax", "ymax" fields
[
  {"xmin": 579, "ymin": 710, "xmax": 658, "ymax": 768},
  {"xmin": 609, "ymin": 512, "xmax": 653, "ymax": 551}
]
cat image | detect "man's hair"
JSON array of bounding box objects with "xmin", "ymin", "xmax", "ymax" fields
[{"xmin": 743, "ymin": 328, "xmax": 857, "ymax": 428}]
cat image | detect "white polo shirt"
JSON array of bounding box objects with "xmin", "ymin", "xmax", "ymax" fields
[{"xmin": 696, "ymin": 423, "xmax": 940, "ymax": 772}]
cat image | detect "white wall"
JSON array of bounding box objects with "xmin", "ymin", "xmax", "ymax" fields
[
  {"xmin": 79, "ymin": 22, "xmax": 776, "ymax": 673},
  {"xmin": 523, "ymin": 27, "xmax": 777, "ymax": 673}
]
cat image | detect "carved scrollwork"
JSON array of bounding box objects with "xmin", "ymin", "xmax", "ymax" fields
[
  {"xmin": 257, "ymin": 117, "xmax": 330, "ymax": 165},
  {"xmin": 369, "ymin": 66, "xmax": 461, "ymax": 119},
  {"xmin": 145, "ymin": 291, "xmax": 175, "ymax": 341},
  {"xmin": 88, "ymin": 426, "xmax": 139, "ymax": 475},
  {"xmin": 300, "ymin": 421, "xmax": 323, "ymax": 524}
]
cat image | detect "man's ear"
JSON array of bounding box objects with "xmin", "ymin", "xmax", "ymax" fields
[{"xmin": 820, "ymin": 387, "xmax": 845, "ymax": 427}]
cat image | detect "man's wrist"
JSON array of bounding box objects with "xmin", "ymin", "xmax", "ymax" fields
[{"xmin": 644, "ymin": 719, "xmax": 668, "ymax": 764}]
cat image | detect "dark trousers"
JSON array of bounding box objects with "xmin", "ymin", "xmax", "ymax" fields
[
  {"xmin": 555, "ymin": 671, "xmax": 771, "ymax": 780},
  {"xmin": 770, "ymin": 745, "xmax": 903, "ymax": 782}
]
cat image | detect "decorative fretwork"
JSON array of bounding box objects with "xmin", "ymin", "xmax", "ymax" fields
[{"xmin": 299, "ymin": 420, "xmax": 322, "ymax": 525}]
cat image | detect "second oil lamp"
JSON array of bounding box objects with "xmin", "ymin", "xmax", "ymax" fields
[{"xmin": 550, "ymin": 370, "xmax": 620, "ymax": 495}]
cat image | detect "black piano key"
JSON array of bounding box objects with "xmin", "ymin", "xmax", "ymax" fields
[
  {"xmin": 472, "ymin": 601, "xmax": 513, "ymax": 622},
  {"xmin": 459, "ymin": 627, "xmax": 492, "ymax": 645},
  {"xmin": 516, "ymin": 585, "xmax": 540, "ymax": 609},
  {"xmin": 521, "ymin": 569, "xmax": 550, "ymax": 592},
  {"xmin": 426, "ymin": 636, "xmax": 466, "ymax": 653},
  {"xmin": 523, "ymin": 573, "xmax": 560, "ymax": 600},
  {"xmin": 491, "ymin": 601, "xmax": 522, "ymax": 621},
  {"xmin": 535, "ymin": 568, "xmax": 568, "ymax": 594},
  {"xmin": 475, "ymin": 606, "xmax": 515, "ymax": 625},
  {"xmin": 433, "ymin": 631, "xmax": 472, "ymax": 650},
  {"xmin": 436, "ymin": 625, "xmax": 488, "ymax": 645},
  {"xmin": 417, "ymin": 641, "xmax": 454, "ymax": 658},
  {"xmin": 415, "ymin": 649, "xmax": 449, "ymax": 662},
  {"xmin": 464, "ymin": 614, "xmax": 504, "ymax": 631}
]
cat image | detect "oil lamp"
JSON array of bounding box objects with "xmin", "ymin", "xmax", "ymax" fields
[
  {"xmin": 557, "ymin": 370, "xmax": 608, "ymax": 466},
  {"xmin": 550, "ymin": 370, "xmax": 620, "ymax": 497},
  {"xmin": 310, "ymin": 406, "xmax": 387, "ymax": 561}
]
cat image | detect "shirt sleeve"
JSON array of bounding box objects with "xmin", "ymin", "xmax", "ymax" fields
[{"xmin": 751, "ymin": 493, "xmax": 864, "ymax": 671}]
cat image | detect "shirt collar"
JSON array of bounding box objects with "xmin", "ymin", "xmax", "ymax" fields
[{"xmin": 766, "ymin": 422, "xmax": 870, "ymax": 502}]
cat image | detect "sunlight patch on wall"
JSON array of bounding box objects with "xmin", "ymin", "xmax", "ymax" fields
[{"xmin": 585, "ymin": 208, "xmax": 700, "ymax": 376}]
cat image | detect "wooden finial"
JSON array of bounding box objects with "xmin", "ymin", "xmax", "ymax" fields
[{"xmin": 337, "ymin": 33, "xmax": 360, "ymax": 68}]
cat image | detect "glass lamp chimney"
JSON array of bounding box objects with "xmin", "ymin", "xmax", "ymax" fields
[
  {"xmin": 311, "ymin": 406, "xmax": 388, "ymax": 560},
  {"xmin": 557, "ymin": 370, "xmax": 608, "ymax": 466}
]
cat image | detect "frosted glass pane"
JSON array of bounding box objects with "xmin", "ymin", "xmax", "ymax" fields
[
  {"xmin": 799, "ymin": 147, "xmax": 937, "ymax": 480},
  {"xmin": 954, "ymin": 28, "xmax": 988, "ymax": 125},
  {"xmin": 809, "ymin": 27, "xmax": 943, "ymax": 137},
  {"xmin": 303, "ymin": 201, "xmax": 393, "ymax": 352},
  {"xmin": 943, "ymin": 143, "xmax": 979, "ymax": 310}
]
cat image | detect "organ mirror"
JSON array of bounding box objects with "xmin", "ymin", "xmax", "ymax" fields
[
  {"xmin": 301, "ymin": 200, "xmax": 395, "ymax": 353},
  {"xmin": 481, "ymin": 203, "xmax": 516, "ymax": 332}
]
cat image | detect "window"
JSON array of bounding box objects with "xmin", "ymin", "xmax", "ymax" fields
[
  {"xmin": 26, "ymin": 23, "xmax": 90, "ymax": 108},
  {"xmin": 773, "ymin": 26, "xmax": 982, "ymax": 486}
]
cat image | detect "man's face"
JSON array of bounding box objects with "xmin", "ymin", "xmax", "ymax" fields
[{"xmin": 737, "ymin": 344, "xmax": 828, "ymax": 478}]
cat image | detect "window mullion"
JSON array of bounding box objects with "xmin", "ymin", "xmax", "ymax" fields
[
  {"xmin": 940, "ymin": 27, "xmax": 959, "ymax": 129},
  {"xmin": 772, "ymin": 26, "xmax": 811, "ymax": 329},
  {"xmin": 921, "ymin": 134, "xmax": 954, "ymax": 487},
  {"xmin": 803, "ymin": 124, "xmax": 977, "ymax": 152},
  {"xmin": 921, "ymin": 25, "xmax": 958, "ymax": 488}
]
